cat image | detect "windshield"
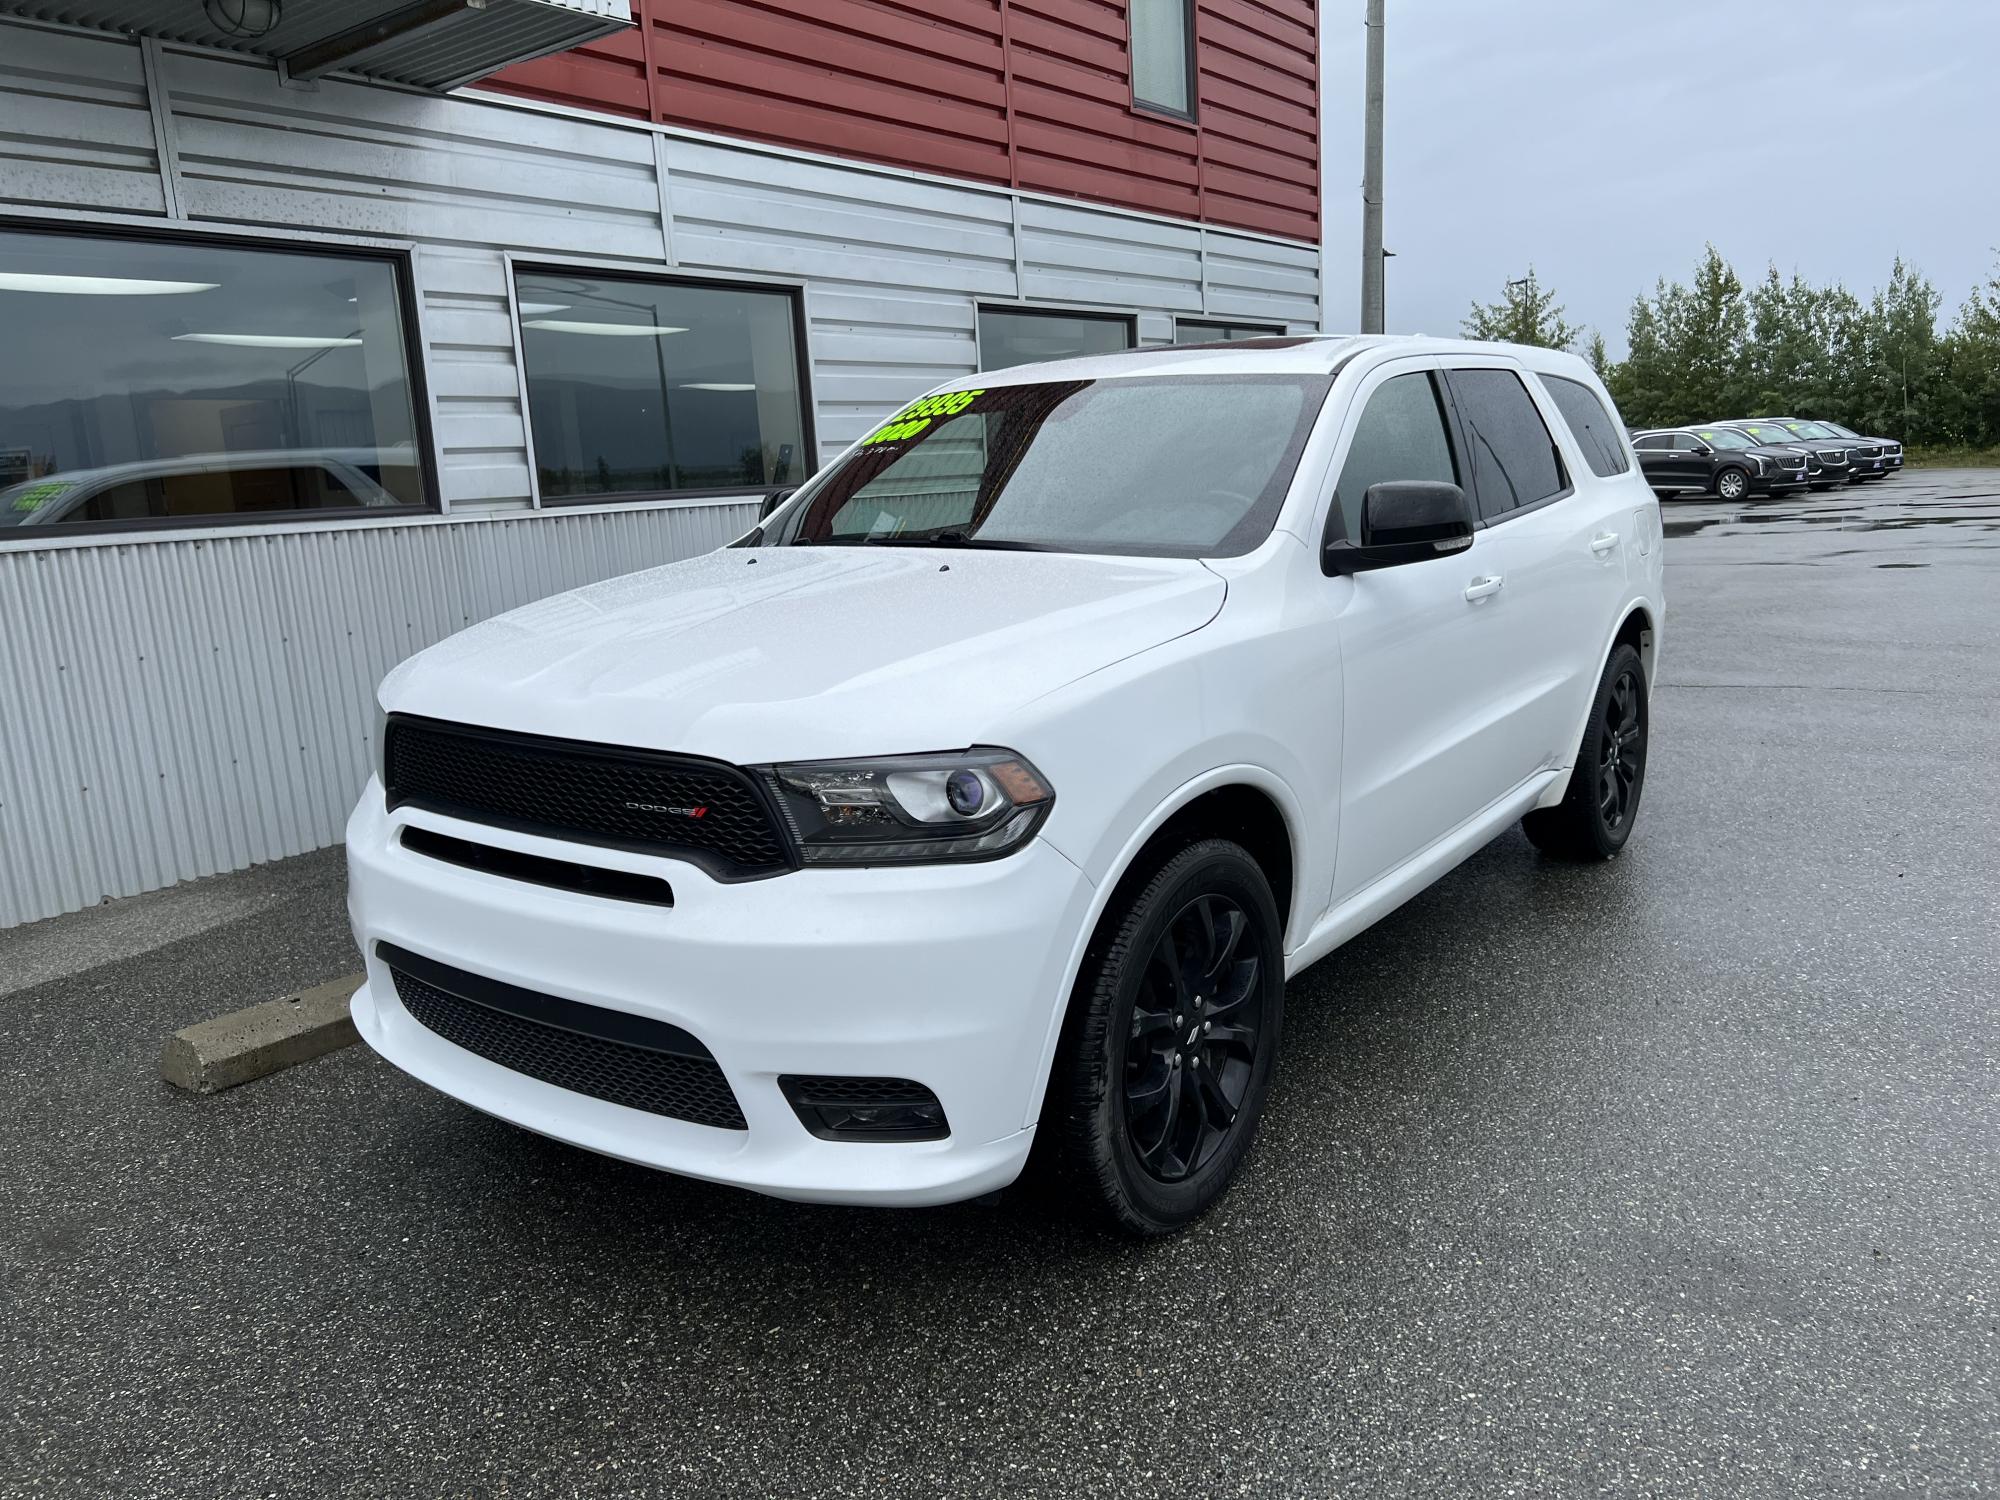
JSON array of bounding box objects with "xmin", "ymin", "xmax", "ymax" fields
[
  {"xmin": 770, "ymin": 375, "xmax": 1330, "ymax": 558},
  {"xmin": 1784, "ymin": 421, "xmax": 1837, "ymax": 438},
  {"xmin": 1817, "ymin": 421, "xmax": 1859, "ymax": 438},
  {"xmin": 1694, "ymin": 427, "xmax": 1754, "ymax": 450},
  {"xmin": 1739, "ymin": 424, "xmax": 1796, "ymax": 446}
]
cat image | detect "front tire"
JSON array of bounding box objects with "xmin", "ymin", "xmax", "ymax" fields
[
  {"xmin": 1714, "ymin": 466, "xmax": 1750, "ymax": 501},
  {"xmin": 1523, "ymin": 642, "xmax": 1650, "ymax": 862},
  {"xmin": 1042, "ymin": 839, "xmax": 1284, "ymax": 1236}
]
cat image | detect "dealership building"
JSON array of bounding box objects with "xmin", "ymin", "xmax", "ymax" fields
[{"xmin": 0, "ymin": 0, "xmax": 1325, "ymax": 928}]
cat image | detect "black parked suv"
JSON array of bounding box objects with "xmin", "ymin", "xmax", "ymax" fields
[
  {"xmin": 1631, "ymin": 425, "xmax": 1811, "ymax": 500},
  {"xmin": 1772, "ymin": 418, "xmax": 1902, "ymax": 475},
  {"xmin": 1719, "ymin": 420, "xmax": 1859, "ymax": 486}
]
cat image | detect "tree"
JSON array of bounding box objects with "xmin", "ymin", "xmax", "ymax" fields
[
  {"xmin": 1463, "ymin": 267, "xmax": 1580, "ymax": 350},
  {"xmin": 1585, "ymin": 329, "xmax": 1610, "ymax": 380}
]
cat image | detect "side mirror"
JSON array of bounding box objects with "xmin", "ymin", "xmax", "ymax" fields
[
  {"xmin": 759, "ymin": 486, "xmax": 799, "ymax": 521},
  {"xmin": 1323, "ymin": 481, "xmax": 1476, "ymax": 575},
  {"xmin": 1692, "ymin": 443, "xmax": 1714, "ymax": 456}
]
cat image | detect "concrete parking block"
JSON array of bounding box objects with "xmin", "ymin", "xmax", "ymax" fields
[{"xmin": 159, "ymin": 975, "xmax": 363, "ymax": 1094}]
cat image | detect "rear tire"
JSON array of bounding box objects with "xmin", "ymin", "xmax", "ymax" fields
[
  {"xmin": 1523, "ymin": 643, "xmax": 1649, "ymax": 862},
  {"xmin": 1040, "ymin": 839, "xmax": 1284, "ymax": 1236}
]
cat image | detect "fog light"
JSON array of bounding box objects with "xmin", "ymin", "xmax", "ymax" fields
[{"xmin": 778, "ymin": 1076, "xmax": 950, "ymax": 1141}]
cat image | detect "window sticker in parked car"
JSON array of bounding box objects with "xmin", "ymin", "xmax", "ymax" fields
[
  {"xmin": 8, "ymin": 480, "xmax": 72, "ymax": 513},
  {"xmin": 860, "ymin": 389, "xmax": 986, "ymax": 447}
]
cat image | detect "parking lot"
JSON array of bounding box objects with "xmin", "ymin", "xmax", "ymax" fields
[{"xmin": 3, "ymin": 471, "xmax": 1995, "ymax": 1499}]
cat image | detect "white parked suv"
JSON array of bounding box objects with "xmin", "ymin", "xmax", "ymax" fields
[{"xmin": 346, "ymin": 335, "xmax": 1663, "ymax": 1234}]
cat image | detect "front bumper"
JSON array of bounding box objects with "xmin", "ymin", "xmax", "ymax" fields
[
  {"xmin": 1752, "ymin": 466, "xmax": 1810, "ymax": 494},
  {"xmin": 345, "ymin": 785, "xmax": 1096, "ymax": 1205}
]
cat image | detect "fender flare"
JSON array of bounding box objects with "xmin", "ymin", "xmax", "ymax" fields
[
  {"xmin": 1536, "ymin": 596, "xmax": 1661, "ymax": 810},
  {"xmin": 1021, "ymin": 763, "xmax": 1309, "ymax": 1130}
]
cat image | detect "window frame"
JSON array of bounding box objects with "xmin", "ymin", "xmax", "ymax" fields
[
  {"xmin": 510, "ymin": 258, "xmax": 819, "ymax": 509},
  {"xmin": 1438, "ymin": 365, "xmax": 1575, "ymax": 526},
  {"xmin": 1175, "ymin": 318, "xmax": 1288, "ymax": 345},
  {"xmin": 0, "ymin": 214, "xmax": 441, "ymax": 544},
  {"xmin": 974, "ymin": 303, "xmax": 1139, "ymax": 373},
  {"xmin": 1128, "ymin": 0, "xmax": 1200, "ymax": 122}
]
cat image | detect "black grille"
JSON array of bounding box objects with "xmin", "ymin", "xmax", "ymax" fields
[
  {"xmin": 382, "ymin": 943, "xmax": 746, "ymax": 1130},
  {"xmin": 385, "ymin": 715, "xmax": 792, "ymax": 880}
]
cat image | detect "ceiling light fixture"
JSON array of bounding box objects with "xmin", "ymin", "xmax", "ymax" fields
[
  {"xmin": 0, "ymin": 273, "xmax": 219, "ymax": 296},
  {"xmin": 173, "ymin": 333, "xmax": 363, "ymax": 349},
  {"xmin": 523, "ymin": 319, "xmax": 687, "ymax": 337},
  {"xmin": 204, "ymin": 0, "xmax": 283, "ymax": 39}
]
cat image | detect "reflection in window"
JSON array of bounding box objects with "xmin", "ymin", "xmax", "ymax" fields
[
  {"xmin": 516, "ymin": 271, "xmax": 808, "ymax": 500},
  {"xmin": 977, "ymin": 308, "xmax": 1133, "ymax": 372},
  {"xmin": 1175, "ymin": 320, "xmax": 1285, "ymax": 344},
  {"xmin": 0, "ymin": 228, "xmax": 424, "ymax": 530}
]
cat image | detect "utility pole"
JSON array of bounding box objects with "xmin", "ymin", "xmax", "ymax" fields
[{"xmin": 1359, "ymin": 0, "xmax": 1386, "ymax": 334}]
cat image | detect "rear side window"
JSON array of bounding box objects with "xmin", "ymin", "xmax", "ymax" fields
[
  {"xmin": 1447, "ymin": 369, "xmax": 1568, "ymax": 521},
  {"xmin": 1543, "ymin": 375, "xmax": 1630, "ymax": 477},
  {"xmin": 1633, "ymin": 434, "xmax": 1668, "ymax": 450},
  {"xmin": 1331, "ymin": 372, "xmax": 1458, "ymax": 541}
]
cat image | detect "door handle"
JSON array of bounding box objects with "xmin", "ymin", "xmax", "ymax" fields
[
  {"xmin": 1590, "ymin": 531, "xmax": 1620, "ymax": 555},
  {"xmin": 1463, "ymin": 574, "xmax": 1504, "ymax": 601}
]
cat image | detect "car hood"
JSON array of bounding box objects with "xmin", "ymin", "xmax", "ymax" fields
[{"xmin": 382, "ymin": 545, "xmax": 1226, "ymax": 763}]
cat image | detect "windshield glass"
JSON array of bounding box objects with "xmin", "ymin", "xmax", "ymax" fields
[
  {"xmin": 1784, "ymin": 421, "xmax": 1836, "ymax": 438},
  {"xmin": 771, "ymin": 375, "xmax": 1329, "ymax": 558},
  {"xmin": 1694, "ymin": 427, "xmax": 1754, "ymax": 450},
  {"xmin": 1818, "ymin": 421, "xmax": 1858, "ymax": 438},
  {"xmin": 1739, "ymin": 423, "xmax": 1795, "ymax": 445}
]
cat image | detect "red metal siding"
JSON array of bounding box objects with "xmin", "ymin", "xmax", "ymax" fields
[{"xmin": 487, "ymin": 0, "xmax": 1317, "ymax": 242}]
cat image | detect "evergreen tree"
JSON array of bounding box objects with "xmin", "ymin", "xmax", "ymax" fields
[{"xmin": 1463, "ymin": 267, "xmax": 1581, "ymax": 350}]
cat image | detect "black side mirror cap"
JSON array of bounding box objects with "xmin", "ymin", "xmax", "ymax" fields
[
  {"xmin": 1323, "ymin": 481, "xmax": 1476, "ymax": 575},
  {"xmin": 759, "ymin": 486, "xmax": 799, "ymax": 521}
]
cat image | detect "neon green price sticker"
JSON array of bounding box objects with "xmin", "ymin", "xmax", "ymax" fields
[
  {"xmin": 860, "ymin": 388, "xmax": 985, "ymax": 447},
  {"xmin": 9, "ymin": 480, "xmax": 71, "ymax": 513}
]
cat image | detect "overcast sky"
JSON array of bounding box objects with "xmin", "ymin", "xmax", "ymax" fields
[{"xmin": 1317, "ymin": 0, "xmax": 2000, "ymax": 353}]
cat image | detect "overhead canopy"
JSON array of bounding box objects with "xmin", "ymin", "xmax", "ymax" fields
[{"xmin": 3, "ymin": 0, "xmax": 631, "ymax": 92}]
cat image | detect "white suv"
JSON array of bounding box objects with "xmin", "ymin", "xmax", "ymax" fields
[{"xmin": 346, "ymin": 335, "xmax": 1663, "ymax": 1234}]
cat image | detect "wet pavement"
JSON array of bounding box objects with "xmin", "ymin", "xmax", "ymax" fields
[{"xmin": 3, "ymin": 472, "xmax": 1996, "ymax": 1499}]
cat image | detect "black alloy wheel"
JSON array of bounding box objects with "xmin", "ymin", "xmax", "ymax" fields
[
  {"xmin": 1596, "ymin": 663, "xmax": 1646, "ymax": 835},
  {"xmin": 1523, "ymin": 641, "xmax": 1650, "ymax": 862},
  {"xmin": 1123, "ymin": 893, "xmax": 1265, "ymax": 1183},
  {"xmin": 1039, "ymin": 838, "xmax": 1284, "ymax": 1235}
]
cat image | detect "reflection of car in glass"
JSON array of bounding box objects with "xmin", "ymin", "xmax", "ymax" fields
[
  {"xmin": 346, "ymin": 336, "xmax": 1665, "ymax": 1236},
  {"xmin": 1771, "ymin": 419, "xmax": 1901, "ymax": 476},
  {"xmin": 0, "ymin": 448, "xmax": 415, "ymax": 528},
  {"xmin": 1630, "ymin": 426, "xmax": 1810, "ymax": 500}
]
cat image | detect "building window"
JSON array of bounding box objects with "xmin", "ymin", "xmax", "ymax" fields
[
  {"xmin": 978, "ymin": 308, "xmax": 1135, "ymax": 372},
  {"xmin": 1131, "ymin": 0, "xmax": 1195, "ymax": 117},
  {"xmin": 516, "ymin": 269, "xmax": 810, "ymax": 501},
  {"xmin": 1176, "ymin": 319, "xmax": 1286, "ymax": 344},
  {"xmin": 0, "ymin": 227, "xmax": 427, "ymax": 534}
]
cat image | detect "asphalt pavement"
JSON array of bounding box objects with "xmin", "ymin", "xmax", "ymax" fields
[{"xmin": 3, "ymin": 470, "xmax": 1995, "ymax": 1499}]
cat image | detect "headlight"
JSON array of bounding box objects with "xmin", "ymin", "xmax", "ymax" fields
[{"xmin": 766, "ymin": 748, "xmax": 1054, "ymax": 864}]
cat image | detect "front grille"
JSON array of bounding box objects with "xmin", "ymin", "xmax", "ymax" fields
[
  {"xmin": 1856, "ymin": 445, "xmax": 1882, "ymax": 459},
  {"xmin": 385, "ymin": 715, "xmax": 793, "ymax": 880},
  {"xmin": 382, "ymin": 943, "xmax": 747, "ymax": 1129}
]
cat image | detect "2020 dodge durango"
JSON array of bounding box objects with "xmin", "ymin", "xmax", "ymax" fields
[{"xmin": 346, "ymin": 336, "xmax": 1665, "ymax": 1235}]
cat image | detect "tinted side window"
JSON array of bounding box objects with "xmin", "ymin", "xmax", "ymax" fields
[
  {"xmin": 1669, "ymin": 434, "xmax": 1697, "ymax": 451},
  {"xmin": 1632, "ymin": 434, "xmax": 1667, "ymax": 451},
  {"xmin": 1543, "ymin": 375, "xmax": 1630, "ymax": 477},
  {"xmin": 1331, "ymin": 372, "xmax": 1457, "ymax": 541},
  {"xmin": 1448, "ymin": 369, "xmax": 1567, "ymax": 521}
]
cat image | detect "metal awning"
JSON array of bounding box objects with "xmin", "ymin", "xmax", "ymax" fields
[{"xmin": 1, "ymin": 0, "xmax": 631, "ymax": 92}]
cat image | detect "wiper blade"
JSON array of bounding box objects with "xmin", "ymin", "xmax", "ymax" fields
[{"xmin": 804, "ymin": 532, "xmax": 1062, "ymax": 552}]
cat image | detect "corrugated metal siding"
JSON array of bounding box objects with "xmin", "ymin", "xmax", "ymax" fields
[
  {"xmin": 0, "ymin": 22, "xmax": 166, "ymax": 213},
  {"xmin": 0, "ymin": 504, "xmax": 753, "ymax": 929},
  {"xmin": 488, "ymin": 0, "xmax": 1318, "ymax": 241}
]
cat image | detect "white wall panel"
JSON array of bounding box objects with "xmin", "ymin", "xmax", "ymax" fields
[
  {"xmin": 0, "ymin": 504, "xmax": 755, "ymax": 929},
  {"xmin": 1204, "ymin": 231, "xmax": 1324, "ymax": 329},
  {"xmin": 0, "ymin": 24, "xmax": 167, "ymax": 213}
]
